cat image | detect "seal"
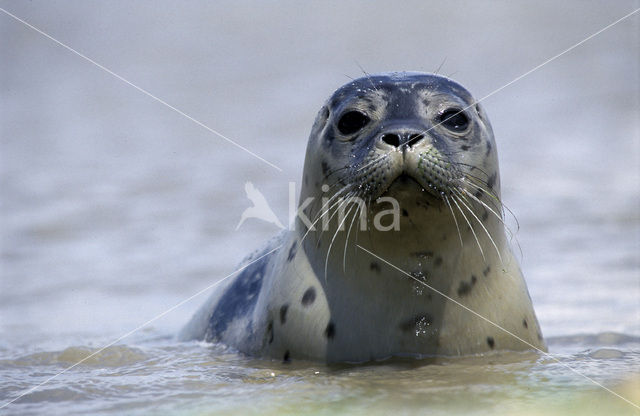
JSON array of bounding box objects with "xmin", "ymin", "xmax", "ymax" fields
[{"xmin": 181, "ymin": 72, "xmax": 547, "ymax": 363}]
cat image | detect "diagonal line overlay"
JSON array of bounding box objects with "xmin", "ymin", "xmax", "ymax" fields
[
  {"xmin": 0, "ymin": 3, "xmax": 638, "ymax": 412},
  {"xmin": 357, "ymin": 245, "xmax": 640, "ymax": 411},
  {"xmin": 0, "ymin": 245, "xmax": 282, "ymax": 409},
  {"xmin": 0, "ymin": 7, "xmax": 283, "ymax": 172}
]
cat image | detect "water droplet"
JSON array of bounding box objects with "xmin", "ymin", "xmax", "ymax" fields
[
  {"xmin": 415, "ymin": 316, "xmax": 431, "ymax": 337},
  {"xmin": 412, "ymin": 284, "xmax": 424, "ymax": 296}
]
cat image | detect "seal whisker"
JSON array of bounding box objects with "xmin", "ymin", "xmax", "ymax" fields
[
  {"xmin": 434, "ymin": 57, "xmax": 447, "ymax": 76},
  {"xmin": 325, "ymin": 201, "xmax": 359, "ymax": 281},
  {"xmin": 458, "ymin": 166, "xmax": 495, "ymax": 187},
  {"xmin": 459, "ymin": 178, "xmax": 523, "ymax": 263},
  {"xmin": 324, "ymin": 165, "xmax": 354, "ymax": 182},
  {"xmin": 459, "ymin": 176, "xmax": 504, "ymax": 213},
  {"xmin": 428, "ymin": 151, "xmax": 494, "ymax": 186},
  {"xmin": 343, "ymin": 199, "xmax": 362, "ymax": 273},
  {"xmin": 455, "ymin": 185, "xmax": 500, "ymax": 219},
  {"xmin": 460, "ymin": 188, "xmax": 517, "ymax": 241},
  {"xmin": 356, "ymin": 62, "xmax": 380, "ymax": 93},
  {"xmin": 354, "ymin": 152, "xmax": 391, "ymax": 175},
  {"xmin": 327, "ymin": 149, "xmax": 390, "ymax": 183},
  {"xmin": 458, "ymin": 171, "xmax": 497, "ymax": 194},
  {"xmin": 305, "ymin": 189, "xmax": 347, "ymax": 239},
  {"xmin": 444, "ymin": 195, "xmax": 464, "ymax": 248},
  {"xmin": 453, "ymin": 190, "xmax": 503, "ymax": 264},
  {"xmin": 462, "ymin": 178, "xmax": 520, "ymax": 234},
  {"xmin": 450, "ymin": 195, "xmax": 486, "ymax": 261},
  {"xmin": 300, "ymin": 184, "xmax": 355, "ymax": 247},
  {"xmin": 314, "ymin": 190, "xmax": 357, "ymax": 247},
  {"xmin": 308, "ymin": 183, "xmax": 353, "ymax": 224}
]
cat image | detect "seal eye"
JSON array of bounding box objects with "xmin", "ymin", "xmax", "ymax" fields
[
  {"xmin": 439, "ymin": 109, "xmax": 469, "ymax": 132},
  {"xmin": 337, "ymin": 111, "xmax": 370, "ymax": 135}
]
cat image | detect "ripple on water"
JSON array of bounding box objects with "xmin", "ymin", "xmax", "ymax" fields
[
  {"xmin": 0, "ymin": 335, "xmax": 638, "ymax": 415},
  {"xmin": 0, "ymin": 345, "xmax": 149, "ymax": 368}
]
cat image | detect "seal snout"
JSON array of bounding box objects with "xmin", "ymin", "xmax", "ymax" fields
[
  {"xmin": 373, "ymin": 127, "xmax": 459, "ymax": 199},
  {"xmin": 379, "ymin": 131, "xmax": 425, "ymax": 149},
  {"xmin": 378, "ymin": 128, "xmax": 426, "ymax": 150}
]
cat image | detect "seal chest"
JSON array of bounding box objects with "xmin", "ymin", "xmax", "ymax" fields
[{"xmin": 181, "ymin": 72, "xmax": 546, "ymax": 363}]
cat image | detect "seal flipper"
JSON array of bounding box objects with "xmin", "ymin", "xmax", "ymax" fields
[
  {"xmin": 204, "ymin": 255, "xmax": 268, "ymax": 342},
  {"xmin": 179, "ymin": 234, "xmax": 283, "ymax": 349}
]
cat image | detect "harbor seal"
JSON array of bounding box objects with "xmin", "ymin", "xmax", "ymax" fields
[{"xmin": 181, "ymin": 72, "xmax": 546, "ymax": 363}]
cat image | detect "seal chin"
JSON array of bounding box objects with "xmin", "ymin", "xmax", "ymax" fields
[{"xmin": 379, "ymin": 172, "xmax": 443, "ymax": 202}]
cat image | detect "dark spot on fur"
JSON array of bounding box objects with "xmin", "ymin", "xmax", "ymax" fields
[
  {"xmin": 483, "ymin": 266, "xmax": 491, "ymax": 276},
  {"xmin": 487, "ymin": 173, "xmax": 497, "ymax": 190},
  {"xmin": 457, "ymin": 275, "xmax": 477, "ymax": 296},
  {"xmin": 474, "ymin": 189, "xmax": 483, "ymax": 199},
  {"xmin": 287, "ymin": 243, "xmax": 297, "ymax": 262},
  {"xmin": 267, "ymin": 321, "xmax": 274, "ymax": 344},
  {"xmin": 301, "ymin": 287, "xmax": 316, "ymax": 306},
  {"xmin": 412, "ymin": 251, "xmax": 434, "ymax": 259},
  {"xmin": 279, "ymin": 304, "xmax": 288, "ymax": 324},
  {"xmin": 523, "ymin": 319, "xmax": 528, "ymax": 329},
  {"xmin": 487, "ymin": 336, "xmax": 495, "ymax": 349},
  {"xmin": 485, "ymin": 141, "xmax": 492, "ymax": 157},
  {"xmin": 402, "ymin": 208, "xmax": 409, "ymax": 217},
  {"xmin": 283, "ymin": 350, "xmax": 291, "ymax": 363},
  {"xmin": 399, "ymin": 314, "xmax": 433, "ymax": 333},
  {"xmin": 325, "ymin": 322, "xmax": 335, "ymax": 339},
  {"xmin": 370, "ymin": 262, "xmax": 381, "ymax": 273},
  {"xmin": 537, "ymin": 332, "xmax": 543, "ymax": 341},
  {"xmin": 481, "ymin": 209, "xmax": 489, "ymax": 221},
  {"xmin": 367, "ymin": 103, "xmax": 376, "ymax": 112},
  {"xmin": 321, "ymin": 160, "xmax": 329, "ymax": 177},
  {"xmin": 457, "ymin": 281, "xmax": 472, "ymax": 297},
  {"xmin": 434, "ymin": 256, "xmax": 443, "ymax": 267},
  {"xmin": 461, "ymin": 145, "xmax": 470, "ymax": 151}
]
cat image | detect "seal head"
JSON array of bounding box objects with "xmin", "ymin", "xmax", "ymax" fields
[{"xmin": 301, "ymin": 72, "xmax": 497, "ymax": 209}]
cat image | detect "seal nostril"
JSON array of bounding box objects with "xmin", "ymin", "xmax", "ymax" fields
[
  {"xmin": 381, "ymin": 134, "xmax": 401, "ymax": 147},
  {"xmin": 407, "ymin": 134, "xmax": 424, "ymax": 147}
]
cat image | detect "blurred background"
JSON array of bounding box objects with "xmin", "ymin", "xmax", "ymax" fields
[{"xmin": 0, "ymin": 1, "xmax": 638, "ymax": 414}]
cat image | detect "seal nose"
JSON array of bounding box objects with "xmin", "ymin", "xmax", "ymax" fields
[{"xmin": 380, "ymin": 131, "xmax": 425, "ymax": 148}]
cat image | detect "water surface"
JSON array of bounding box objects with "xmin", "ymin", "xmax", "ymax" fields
[{"xmin": 1, "ymin": 1, "xmax": 639, "ymax": 414}]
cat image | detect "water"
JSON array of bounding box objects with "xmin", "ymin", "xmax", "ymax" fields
[{"xmin": 1, "ymin": 1, "xmax": 639, "ymax": 414}]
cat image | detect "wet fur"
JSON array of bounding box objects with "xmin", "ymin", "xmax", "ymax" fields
[{"xmin": 181, "ymin": 72, "xmax": 546, "ymax": 363}]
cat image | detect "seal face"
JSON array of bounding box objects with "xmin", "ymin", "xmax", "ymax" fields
[{"xmin": 181, "ymin": 72, "xmax": 546, "ymax": 363}]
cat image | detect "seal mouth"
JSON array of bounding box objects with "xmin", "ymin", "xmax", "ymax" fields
[
  {"xmin": 391, "ymin": 173, "xmax": 422, "ymax": 188},
  {"xmin": 348, "ymin": 145, "xmax": 460, "ymax": 204}
]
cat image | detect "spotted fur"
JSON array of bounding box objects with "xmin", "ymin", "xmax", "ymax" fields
[{"xmin": 181, "ymin": 72, "xmax": 546, "ymax": 362}]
